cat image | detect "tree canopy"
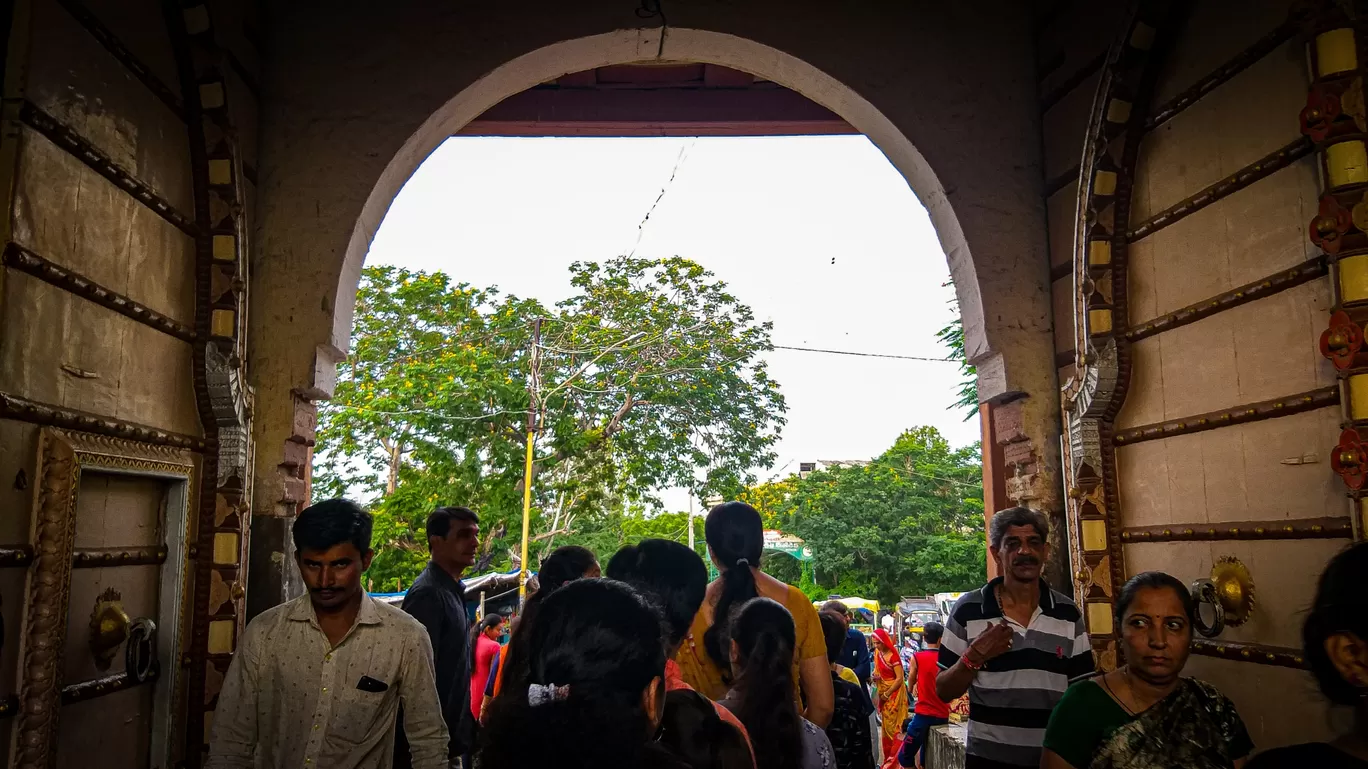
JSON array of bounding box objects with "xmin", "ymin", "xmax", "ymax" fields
[
  {"xmin": 314, "ymin": 257, "xmax": 785, "ymax": 590},
  {"xmin": 741, "ymin": 426, "xmax": 985, "ymax": 603}
]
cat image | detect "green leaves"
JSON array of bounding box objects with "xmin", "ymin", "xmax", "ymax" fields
[
  {"xmin": 316, "ymin": 257, "xmax": 784, "ymax": 590},
  {"xmin": 741, "ymin": 426, "xmax": 985, "ymax": 604},
  {"xmin": 936, "ymin": 296, "xmax": 978, "ymax": 422}
]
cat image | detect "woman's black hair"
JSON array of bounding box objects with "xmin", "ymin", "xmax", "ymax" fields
[
  {"xmin": 728, "ymin": 597, "xmax": 802, "ymax": 769},
  {"xmin": 1114, "ymin": 571, "xmax": 1197, "ymax": 630},
  {"xmin": 703, "ymin": 502, "xmax": 765, "ymax": 674},
  {"xmin": 605, "ymin": 538, "xmax": 708, "ymax": 650},
  {"xmin": 537, "ymin": 545, "xmax": 598, "ymax": 592},
  {"xmin": 1305, "ymin": 542, "xmax": 1368, "ymax": 705},
  {"xmin": 658, "ymin": 689, "xmax": 753, "ymax": 769},
  {"xmin": 479, "ymin": 579, "xmax": 684, "ymax": 769},
  {"xmin": 497, "ymin": 545, "xmax": 600, "ymax": 696},
  {"xmin": 819, "ymin": 610, "xmax": 846, "ymax": 665}
]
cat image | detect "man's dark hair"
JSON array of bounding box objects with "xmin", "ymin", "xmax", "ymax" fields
[
  {"xmin": 293, "ymin": 498, "xmax": 373, "ymax": 555},
  {"xmin": 819, "ymin": 610, "xmax": 846, "ymax": 664},
  {"xmin": 605, "ymin": 539, "xmax": 708, "ymax": 648},
  {"xmin": 820, "ymin": 600, "xmax": 848, "ymax": 619},
  {"xmin": 922, "ymin": 620, "xmax": 944, "ymax": 645},
  {"xmin": 427, "ymin": 506, "xmax": 478, "ymax": 541},
  {"xmin": 988, "ymin": 506, "xmax": 1049, "ymax": 551}
]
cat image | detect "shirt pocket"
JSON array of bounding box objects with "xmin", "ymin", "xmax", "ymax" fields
[{"xmin": 330, "ymin": 687, "xmax": 390, "ymax": 745}]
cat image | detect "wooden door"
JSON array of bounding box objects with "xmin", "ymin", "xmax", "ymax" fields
[
  {"xmin": 1052, "ymin": 0, "xmax": 1358, "ymax": 749},
  {"xmin": 0, "ymin": 1, "xmax": 259, "ymax": 766},
  {"xmin": 11, "ymin": 431, "xmax": 196, "ymax": 769}
]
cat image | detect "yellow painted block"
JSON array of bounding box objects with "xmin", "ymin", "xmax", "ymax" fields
[
  {"xmin": 1106, "ymin": 99, "xmax": 1132, "ymax": 124},
  {"xmin": 213, "ymin": 532, "xmax": 239, "ymax": 564},
  {"xmin": 213, "ymin": 235, "xmax": 236, "ymax": 262},
  {"xmin": 1318, "ymin": 28, "xmax": 1358, "ymax": 76},
  {"xmin": 204, "ymin": 711, "xmax": 214, "ymax": 743},
  {"xmin": 1089, "ymin": 240, "xmax": 1111, "ymax": 266},
  {"xmin": 208, "ymin": 159, "xmax": 233, "ymax": 185},
  {"xmin": 1351, "ymin": 374, "xmax": 1368, "ymax": 421},
  {"xmin": 1327, "ymin": 141, "xmax": 1368, "ymax": 188},
  {"xmin": 1081, "ymin": 519, "xmax": 1107, "ymax": 552},
  {"xmin": 1089, "ymin": 308, "xmax": 1113, "ymax": 334},
  {"xmin": 208, "ymin": 620, "xmax": 235, "ymax": 654},
  {"xmin": 200, "ymin": 82, "xmax": 225, "ymax": 109},
  {"xmin": 1087, "ymin": 602, "xmax": 1114, "ymax": 636},
  {"xmin": 211, "ymin": 309, "xmax": 236, "ymax": 338},
  {"xmin": 1093, "ymin": 170, "xmax": 1117, "ymax": 196},
  {"xmin": 1340, "ymin": 253, "xmax": 1368, "ymax": 304}
]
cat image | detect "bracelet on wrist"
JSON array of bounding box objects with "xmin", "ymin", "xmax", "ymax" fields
[{"xmin": 963, "ymin": 654, "xmax": 984, "ymax": 671}]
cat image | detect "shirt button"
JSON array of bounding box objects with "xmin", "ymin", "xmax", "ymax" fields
[
  {"xmin": 313, "ymin": 724, "xmax": 320, "ymax": 730},
  {"xmin": 325, "ymin": 653, "xmax": 332, "ymax": 661},
  {"xmin": 322, "ymin": 687, "xmax": 328, "ymax": 693}
]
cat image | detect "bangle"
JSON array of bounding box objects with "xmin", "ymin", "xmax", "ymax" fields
[{"xmin": 963, "ymin": 654, "xmax": 984, "ymax": 671}]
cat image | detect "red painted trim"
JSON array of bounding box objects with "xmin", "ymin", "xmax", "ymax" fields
[{"xmin": 461, "ymin": 87, "xmax": 857, "ymax": 137}]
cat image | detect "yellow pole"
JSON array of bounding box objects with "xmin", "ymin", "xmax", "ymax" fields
[
  {"xmin": 519, "ymin": 317, "xmax": 543, "ymax": 606},
  {"xmin": 518, "ymin": 429, "xmax": 535, "ymax": 603}
]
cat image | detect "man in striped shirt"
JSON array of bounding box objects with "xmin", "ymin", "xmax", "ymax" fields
[{"xmin": 936, "ymin": 507, "xmax": 1095, "ymax": 768}]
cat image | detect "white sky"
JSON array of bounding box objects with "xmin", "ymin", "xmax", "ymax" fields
[{"xmin": 364, "ymin": 135, "xmax": 980, "ymax": 511}]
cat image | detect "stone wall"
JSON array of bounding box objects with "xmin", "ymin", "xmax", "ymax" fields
[{"xmin": 248, "ymin": 0, "xmax": 1066, "ymax": 609}]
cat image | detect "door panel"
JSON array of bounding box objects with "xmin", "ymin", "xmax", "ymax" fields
[{"xmin": 55, "ymin": 685, "xmax": 156, "ymax": 769}]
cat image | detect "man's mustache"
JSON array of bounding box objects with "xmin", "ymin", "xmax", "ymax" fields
[{"xmin": 1012, "ymin": 557, "xmax": 1040, "ymax": 566}]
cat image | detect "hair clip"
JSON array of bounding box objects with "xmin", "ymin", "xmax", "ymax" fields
[{"xmin": 528, "ymin": 682, "xmax": 571, "ymax": 707}]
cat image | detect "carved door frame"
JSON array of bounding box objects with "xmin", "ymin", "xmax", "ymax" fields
[{"xmin": 9, "ymin": 428, "xmax": 196, "ymax": 769}]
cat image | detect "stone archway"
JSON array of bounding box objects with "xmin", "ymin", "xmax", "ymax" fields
[{"xmin": 248, "ymin": 7, "xmax": 1060, "ymax": 608}]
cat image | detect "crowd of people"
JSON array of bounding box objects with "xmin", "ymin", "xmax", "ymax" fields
[{"xmin": 203, "ymin": 499, "xmax": 1368, "ymax": 769}]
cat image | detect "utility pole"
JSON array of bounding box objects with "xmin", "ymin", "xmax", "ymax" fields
[
  {"xmin": 687, "ymin": 496, "xmax": 695, "ymax": 550},
  {"xmin": 518, "ymin": 317, "xmax": 543, "ymax": 606}
]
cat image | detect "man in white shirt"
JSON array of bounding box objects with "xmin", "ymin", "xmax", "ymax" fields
[{"xmin": 206, "ymin": 499, "xmax": 449, "ymax": 769}]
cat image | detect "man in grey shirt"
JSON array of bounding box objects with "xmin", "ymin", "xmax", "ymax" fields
[{"xmin": 206, "ymin": 499, "xmax": 449, "ymax": 769}]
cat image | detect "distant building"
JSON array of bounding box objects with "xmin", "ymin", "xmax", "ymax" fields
[{"xmin": 798, "ymin": 459, "xmax": 869, "ymax": 479}]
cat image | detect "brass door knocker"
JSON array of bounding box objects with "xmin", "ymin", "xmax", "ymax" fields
[
  {"xmin": 125, "ymin": 618, "xmax": 157, "ymax": 683},
  {"xmin": 89, "ymin": 587, "xmax": 130, "ymax": 671},
  {"xmin": 1190, "ymin": 578, "xmax": 1225, "ymax": 638}
]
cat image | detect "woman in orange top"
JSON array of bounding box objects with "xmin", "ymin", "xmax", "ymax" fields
[{"xmin": 674, "ymin": 502, "xmax": 834, "ymax": 727}]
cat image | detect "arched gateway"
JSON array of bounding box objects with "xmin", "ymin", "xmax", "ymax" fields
[{"xmin": 9, "ymin": 2, "xmax": 1280, "ymax": 765}]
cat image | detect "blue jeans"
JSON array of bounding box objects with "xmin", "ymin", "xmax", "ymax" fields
[{"xmin": 898, "ymin": 713, "xmax": 948, "ymax": 767}]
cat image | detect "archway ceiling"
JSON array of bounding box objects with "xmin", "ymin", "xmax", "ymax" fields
[{"xmin": 460, "ymin": 63, "xmax": 856, "ymax": 137}]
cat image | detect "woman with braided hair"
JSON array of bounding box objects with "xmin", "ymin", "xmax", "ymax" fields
[{"xmin": 674, "ymin": 501, "xmax": 834, "ymax": 727}]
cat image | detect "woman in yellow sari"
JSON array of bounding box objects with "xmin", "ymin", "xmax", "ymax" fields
[{"xmin": 871, "ymin": 629, "xmax": 908, "ymax": 769}]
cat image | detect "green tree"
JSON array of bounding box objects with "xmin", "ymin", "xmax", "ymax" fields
[
  {"xmin": 316, "ymin": 257, "xmax": 785, "ymax": 590},
  {"xmin": 751, "ymin": 427, "xmax": 984, "ymax": 604},
  {"xmin": 938, "ymin": 298, "xmax": 978, "ymax": 421}
]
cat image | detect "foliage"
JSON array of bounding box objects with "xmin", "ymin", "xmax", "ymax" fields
[
  {"xmin": 315, "ymin": 258, "xmax": 784, "ymax": 591},
  {"xmin": 748, "ymin": 426, "xmax": 985, "ymax": 604},
  {"xmin": 937, "ymin": 296, "xmax": 978, "ymax": 421}
]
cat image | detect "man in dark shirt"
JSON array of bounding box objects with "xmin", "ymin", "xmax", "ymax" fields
[
  {"xmin": 820, "ymin": 610, "xmax": 876, "ymax": 769},
  {"xmin": 824, "ymin": 600, "xmax": 873, "ymax": 687},
  {"xmin": 396, "ymin": 506, "xmax": 480, "ymax": 768}
]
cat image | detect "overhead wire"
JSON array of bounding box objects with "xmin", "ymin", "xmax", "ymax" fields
[{"xmin": 771, "ymin": 344, "xmax": 955, "ymax": 362}]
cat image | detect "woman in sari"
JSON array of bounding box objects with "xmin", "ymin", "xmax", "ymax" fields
[
  {"xmin": 871, "ymin": 629, "xmax": 908, "ymax": 769},
  {"xmin": 1041, "ymin": 571, "xmax": 1253, "ymax": 769}
]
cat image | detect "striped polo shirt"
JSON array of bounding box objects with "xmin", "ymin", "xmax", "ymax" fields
[{"xmin": 937, "ymin": 578, "xmax": 1094, "ymax": 768}]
